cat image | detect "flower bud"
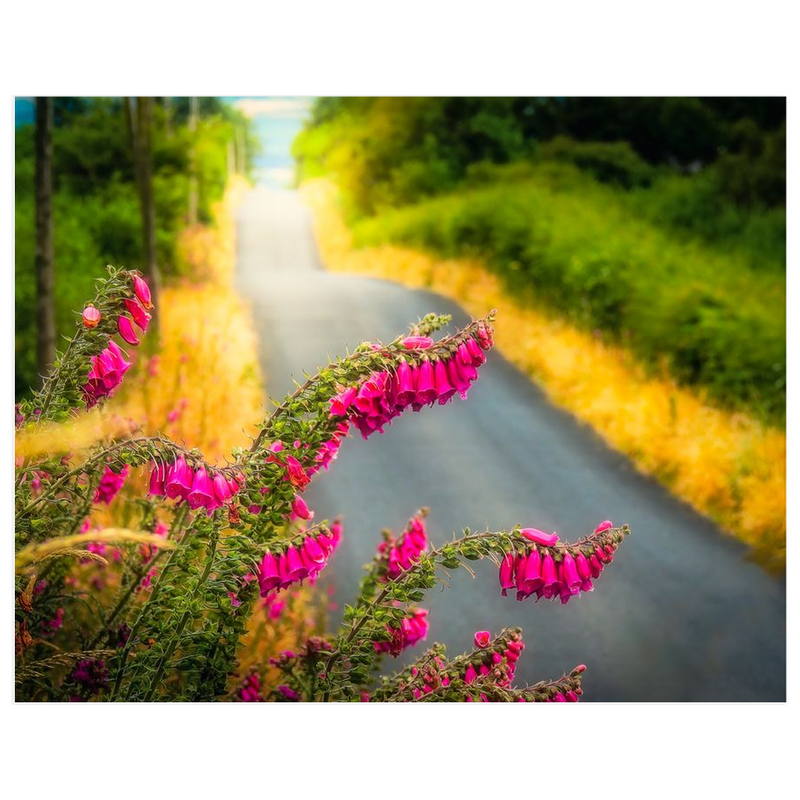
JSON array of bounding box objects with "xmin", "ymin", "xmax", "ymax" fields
[
  {"xmin": 82, "ymin": 305, "xmax": 101, "ymax": 328},
  {"xmin": 133, "ymin": 275, "xmax": 153, "ymax": 309}
]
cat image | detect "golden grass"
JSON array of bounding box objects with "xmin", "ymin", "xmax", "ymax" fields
[
  {"xmin": 15, "ymin": 529, "xmax": 176, "ymax": 573},
  {"xmin": 107, "ymin": 177, "xmax": 263, "ymax": 471},
  {"xmin": 302, "ymin": 178, "xmax": 786, "ymax": 571}
]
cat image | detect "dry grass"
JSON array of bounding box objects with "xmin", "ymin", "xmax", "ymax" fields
[
  {"xmin": 117, "ymin": 176, "xmax": 262, "ymax": 463},
  {"xmin": 302, "ymin": 179, "xmax": 786, "ymax": 571}
]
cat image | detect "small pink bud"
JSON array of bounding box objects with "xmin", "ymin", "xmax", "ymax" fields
[
  {"xmin": 133, "ymin": 275, "xmax": 153, "ymax": 309},
  {"xmin": 520, "ymin": 528, "xmax": 560, "ymax": 547},
  {"xmin": 82, "ymin": 305, "xmax": 101, "ymax": 328},
  {"xmin": 401, "ymin": 336, "xmax": 433, "ymax": 350},
  {"xmin": 594, "ymin": 520, "xmax": 613, "ymax": 533}
]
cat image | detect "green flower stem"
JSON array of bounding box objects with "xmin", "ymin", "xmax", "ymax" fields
[
  {"xmin": 86, "ymin": 549, "xmax": 167, "ymax": 651},
  {"xmin": 319, "ymin": 530, "xmax": 505, "ymax": 701},
  {"xmin": 142, "ymin": 528, "xmax": 220, "ymax": 701},
  {"xmin": 15, "ymin": 434, "xmax": 203, "ymax": 524},
  {"xmin": 109, "ymin": 507, "xmax": 192, "ymax": 700}
]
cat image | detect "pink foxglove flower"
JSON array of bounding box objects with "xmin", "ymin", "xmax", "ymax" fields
[
  {"xmin": 94, "ymin": 465, "xmax": 130, "ymax": 505},
  {"xmin": 165, "ymin": 456, "xmax": 193, "ymax": 500},
  {"xmin": 83, "ymin": 340, "xmax": 131, "ymax": 407},
  {"xmin": 290, "ymin": 495, "xmax": 313, "ymax": 521},
  {"xmin": 124, "ymin": 299, "xmax": 151, "ymax": 332},
  {"xmin": 374, "ymin": 608, "xmax": 429, "ymax": 656},
  {"xmin": 378, "ymin": 512, "xmax": 428, "ymax": 581},
  {"xmin": 500, "ymin": 523, "xmax": 626, "ymax": 603},
  {"xmin": 117, "ymin": 315, "xmax": 140, "ymax": 346}
]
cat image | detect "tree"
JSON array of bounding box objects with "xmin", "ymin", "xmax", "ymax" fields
[
  {"xmin": 188, "ymin": 96, "xmax": 199, "ymax": 225},
  {"xmin": 34, "ymin": 97, "xmax": 55, "ymax": 382},
  {"xmin": 124, "ymin": 97, "xmax": 160, "ymax": 332}
]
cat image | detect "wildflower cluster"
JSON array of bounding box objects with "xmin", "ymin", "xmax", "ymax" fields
[
  {"xmin": 19, "ymin": 267, "xmax": 152, "ymax": 422},
  {"xmin": 14, "ymin": 274, "xmax": 631, "ymax": 702},
  {"xmin": 257, "ymin": 521, "xmax": 343, "ymax": 601},
  {"xmin": 330, "ymin": 327, "xmax": 492, "ymax": 439},
  {"xmin": 147, "ymin": 455, "xmax": 244, "ymax": 515},
  {"xmin": 376, "ymin": 509, "xmax": 429, "ymax": 580},
  {"xmin": 499, "ymin": 520, "xmax": 625, "ymax": 603}
]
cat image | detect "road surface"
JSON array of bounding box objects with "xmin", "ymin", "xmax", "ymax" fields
[{"xmin": 236, "ymin": 185, "xmax": 786, "ymax": 701}]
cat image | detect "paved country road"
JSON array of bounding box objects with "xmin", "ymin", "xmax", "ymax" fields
[{"xmin": 236, "ymin": 185, "xmax": 786, "ymax": 701}]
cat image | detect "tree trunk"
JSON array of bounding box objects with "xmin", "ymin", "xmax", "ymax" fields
[
  {"xmin": 34, "ymin": 97, "xmax": 55, "ymax": 383},
  {"xmin": 188, "ymin": 96, "xmax": 199, "ymax": 225},
  {"xmin": 125, "ymin": 97, "xmax": 160, "ymax": 333}
]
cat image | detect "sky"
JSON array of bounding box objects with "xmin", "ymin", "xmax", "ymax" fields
[{"xmin": 226, "ymin": 96, "xmax": 312, "ymax": 187}]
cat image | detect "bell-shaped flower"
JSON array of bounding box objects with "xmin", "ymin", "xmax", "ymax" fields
[
  {"xmin": 165, "ymin": 456, "xmax": 193, "ymax": 500},
  {"xmin": 117, "ymin": 315, "xmax": 140, "ymax": 346},
  {"xmin": 434, "ymin": 359, "xmax": 456, "ymax": 404},
  {"xmin": 187, "ymin": 466, "xmax": 215, "ymax": 509},
  {"xmin": 124, "ymin": 299, "xmax": 151, "ymax": 332},
  {"xmin": 415, "ymin": 361, "xmax": 437, "ymax": 405}
]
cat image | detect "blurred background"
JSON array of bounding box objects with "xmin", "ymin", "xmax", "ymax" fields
[{"xmin": 14, "ymin": 97, "xmax": 786, "ymax": 700}]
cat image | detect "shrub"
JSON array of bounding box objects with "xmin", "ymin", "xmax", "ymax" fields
[
  {"xmin": 537, "ymin": 136, "xmax": 655, "ymax": 188},
  {"xmin": 352, "ymin": 180, "xmax": 785, "ymax": 421},
  {"xmin": 15, "ymin": 270, "xmax": 629, "ymax": 701}
]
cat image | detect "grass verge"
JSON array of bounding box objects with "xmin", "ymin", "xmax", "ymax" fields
[{"xmin": 302, "ymin": 179, "xmax": 786, "ymax": 573}]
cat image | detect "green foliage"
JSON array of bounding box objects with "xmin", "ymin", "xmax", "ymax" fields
[
  {"xmin": 352, "ymin": 172, "xmax": 785, "ymax": 420},
  {"xmin": 296, "ymin": 97, "xmax": 786, "ymax": 422},
  {"xmin": 15, "ymin": 98, "xmax": 252, "ymax": 400},
  {"xmin": 19, "ymin": 303, "xmax": 601, "ymax": 702}
]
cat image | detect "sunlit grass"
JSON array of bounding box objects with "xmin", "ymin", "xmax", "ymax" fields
[{"xmin": 303, "ymin": 179, "xmax": 786, "ymax": 571}]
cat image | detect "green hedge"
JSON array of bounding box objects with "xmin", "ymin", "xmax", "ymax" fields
[{"xmin": 352, "ymin": 177, "xmax": 785, "ymax": 422}]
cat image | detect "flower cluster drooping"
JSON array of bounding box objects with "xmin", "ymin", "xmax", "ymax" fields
[
  {"xmin": 257, "ymin": 521, "xmax": 343, "ymax": 600},
  {"xmin": 83, "ymin": 340, "xmax": 132, "ymax": 408},
  {"xmin": 81, "ymin": 274, "xmax": 153, "ymax": 408},
  {"xmin": 330, "ymin": 326, "xmax": 493, "ymax": 439},
  {"xmin": 499, "ymin": 521, "xmax": 627, "ymax": 604},
  {"xmin": 93, "ymin": 465, "xmax": 130, "ymax": 505},
  {"xmin": 374, "ymin": 607, "xmax": 430, "ymax": 656},
  {"xmin": 148, "ymin": 456, "xmax": 243, "ymax": 515},
  {"xmin": 376, "ymin": 511, "xmax": 429, "ymax": 581}
]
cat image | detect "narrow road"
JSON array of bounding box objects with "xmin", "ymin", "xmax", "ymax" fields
[{"xmin": 236, "ymin": 185, "xmax": 786, "ymax": 701}]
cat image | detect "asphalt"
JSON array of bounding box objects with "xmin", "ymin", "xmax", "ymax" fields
[{"xmin": 235, "ymin": 185, "xmax": 786, "ymax": 701}]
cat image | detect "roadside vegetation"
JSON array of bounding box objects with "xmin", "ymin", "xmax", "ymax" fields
[{"xmin": 295, "ymin": 98, "xmax": 785, "ymax": 569}]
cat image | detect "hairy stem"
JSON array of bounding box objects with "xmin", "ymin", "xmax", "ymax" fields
[{"xmin": 142, "ymin": 529, "xmax": 220, "ymax": 701}]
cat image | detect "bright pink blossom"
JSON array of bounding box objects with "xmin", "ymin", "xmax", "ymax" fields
[
  {"xmin": 117, "ymin": 315, "xmax": 140, "ymax": 346},
  {"xmin": 374, "ymin": 608, "xmax": 429, "ymax": 656},
  {"xmin": 83, "ymin": 340, "xmax": 131, "ymax": 407},
  {"xmin": 94, "ymin": 465, "xmax": 130, "ymax": 505},
  {"xmin": 124, "ymin": 299, "xmax": 151, "ymax": 332}
]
